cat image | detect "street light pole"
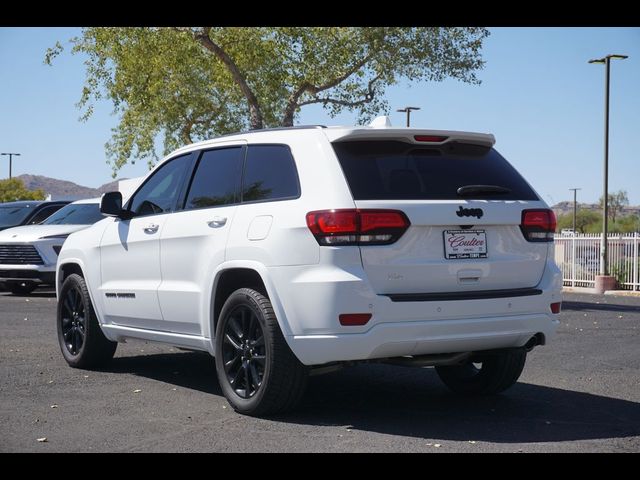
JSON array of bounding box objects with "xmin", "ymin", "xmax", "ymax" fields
[
  {"xmin": 569, "ymin": 188, "xmax": 581, "ymax": 233},
  {"xmin": 0, "ymin": 152, "xmax": 21, "ymax": 179},
  {"xmin": 589, "ymin": 54, "xmax": 627, "ymax": 279},
  {"xmin": 396, "ymin": 106, "xmax": 421, "ymax": 127}
]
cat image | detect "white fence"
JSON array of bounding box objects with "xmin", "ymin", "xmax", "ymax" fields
[{"xmin": 554, "ymin": 233, "xmax": 640, "ymax": 290}]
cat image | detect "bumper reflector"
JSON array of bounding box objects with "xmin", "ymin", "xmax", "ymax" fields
[{"xmin": 339, "ymin": 313, "xmax": 372, "ymax": 326}]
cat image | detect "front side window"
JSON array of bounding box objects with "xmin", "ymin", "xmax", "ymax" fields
[
  {"xmin": 184, "ymin": 147, "xmax": 243, "ymax": 210},
  {"xmin": 242, "ymin": 145, "xmax": 300, "ymax": 202},
  {"xmin": 30, "ymin": 205, "xmax": 64, "ymax": 224},
  {"xmin": 43, "ymin": 203, "xmax": 103, "ymax": 225},
  {"xmin": 128, "ymin": 154, "xmax": 192, "ymax": 216}
]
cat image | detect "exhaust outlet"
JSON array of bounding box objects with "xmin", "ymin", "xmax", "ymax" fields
[{"xmin": 524, "ymin": 333, "xmax": 545, "ymax": 352}]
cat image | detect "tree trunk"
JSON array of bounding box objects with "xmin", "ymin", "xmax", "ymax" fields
[
  {"xmin": 196, "ymin": 28, "xmax": 264, "ymax": 130},
  {"xmin": 282, "ymin": 110, "xmax": 295, "ymax": 127}
]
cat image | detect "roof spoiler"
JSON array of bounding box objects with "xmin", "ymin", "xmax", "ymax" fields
[{"xmin": 324, "ymin": 128, "xmax": 496, "ymax": 148}]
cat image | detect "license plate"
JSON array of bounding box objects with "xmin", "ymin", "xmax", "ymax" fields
[{"xmin": 443, "ymin": 230, "xmax": 487, "ymax": 259}]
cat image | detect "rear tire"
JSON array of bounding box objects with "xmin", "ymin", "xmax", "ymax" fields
[
  {"xmin": 435, "ymin": 349, "xmax": 526, "ymax": 395},
  {"xmin": 57, "ymin": 273, "xmax": 117, "ymax": 369},
  {"xmin": 215, "ymin": 288, "xmax": 307, "ymax": 416},
  {"xmin": 9, "ymin": 283, "xmax": 37, "ymax": 295}
]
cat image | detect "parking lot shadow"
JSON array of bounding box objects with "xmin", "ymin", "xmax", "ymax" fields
[
  {"xmin": 285, "ymin": 364, "xmax": 640, "ymax": 444},
  {"xmin": 105, "ymin": 352, "xmax": 640, "ymax": 444},
  {"xmin": 107, "ymin": 351, "xmax": 223, "ymax": 396},
  {"xmin": 562, "ymin": 300, "xmax": 640, "ymax": 313},
  {"xmin": 0, "ymin": 290, "xmax": 56, "ymax": 298}
]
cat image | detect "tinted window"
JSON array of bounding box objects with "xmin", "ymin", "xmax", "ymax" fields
[
  {"xmin": 43, "ymin": 203, "xmax": 102, "ymax": 225},
  {"xmin": 30, "ymin": 205, "xmax": 64, "ymax": 224},
  {"xmin": 333, "ymin": 141, "xmax": 538, "ymax": 201},
  {"xmin": 184, "ymin": 147, "xmax": 243, "ymax": 210},
  {"xmin": 242, "ymin": 145, "xmax": 299, "ymax": 202},
  {"xmin": 0, "ymin": 205, "xmax": 35, "ymax": 229},
  {"xmin": 129, "ymin": 154, "xmax": 191, "ymax": 216}
]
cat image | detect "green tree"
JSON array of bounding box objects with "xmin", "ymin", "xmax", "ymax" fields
[
  {"xmin": 611, "ymin": 214, "xmax": 640, "ymax": 234},
  {"xmin": 46, "ymin": 27, "xmax": 489, "ymax": 176},
  {"xmin": 599, "ymin": 190, "xmax": 629, "ymax": 224},
  {"xmin": 556, "ymin": 209, "xmax": 601, "ymax": 233},
  {"xmin": 0, "ymin": 178, "xmax": 46, "ymax": 202}
]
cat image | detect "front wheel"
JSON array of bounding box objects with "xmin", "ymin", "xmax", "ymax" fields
[
  {"xmin": 215, "ymin": 288, "xmax": 307, "ymax": 416},
  {"xmin": 57, "ymin": 273, "xmax": 117, "ymax": 369},
  {"xmin": 435, "ymin": 349, "xmax": 527, "ymax": 395}
]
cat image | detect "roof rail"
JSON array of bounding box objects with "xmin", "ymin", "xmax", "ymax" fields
[{"xmin": 247, "ymin": 125, "xmax": 327, "ymax": 133}]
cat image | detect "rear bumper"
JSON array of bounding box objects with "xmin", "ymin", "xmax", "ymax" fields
[
  {"xmin": 288, "ymin": 312, "xmax": 559, "ymax": 365},
  {"xmin": 269, "ymin": 256, "xmax": 562, "ymax": 366}
]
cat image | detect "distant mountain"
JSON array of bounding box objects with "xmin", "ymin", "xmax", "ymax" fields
[{"xmin": 17, "ymin": 174, "xmax": 128, "ymax": 201}]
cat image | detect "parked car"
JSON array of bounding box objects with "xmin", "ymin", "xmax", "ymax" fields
[
  {"xmin": 0, "ymin": 198, "xmax": 102, "ymax": 294},
  {"xmin": 0, "ymin": 200, "xmax": 69, "ymax": 232},
  {"xmin": 55, "ymin": 119, "xmax": 562, "ymax": 415}
]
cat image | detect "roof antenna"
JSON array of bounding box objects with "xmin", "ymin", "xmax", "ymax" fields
[{"xmin": 368, "ymin": 115, "xmax": 392, "ymax": 128}]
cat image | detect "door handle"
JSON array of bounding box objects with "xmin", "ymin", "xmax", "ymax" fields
[
  {"xmin": 207, "ymin": 216, "xmax": 227, "ymax": 228},
  {"xmin": 143, "ymin": 223, "xmax": 160, "ymax": 234}
]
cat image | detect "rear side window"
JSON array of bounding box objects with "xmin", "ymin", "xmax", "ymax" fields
[
  {"xmin": 242, "ymin": 145, "xmax": 300, "ymax": 202},
  {"xmin": 184, "ymin": 147, "xmax": 243, "ymax": 210},
  {"xmin": 332, "ymin": 141, "xmax": 538, "ymax": 201}
]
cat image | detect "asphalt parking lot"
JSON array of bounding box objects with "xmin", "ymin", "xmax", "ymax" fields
[{"xmin": 1, "ymin": 289, "xmax": 639, "ymax": 452}]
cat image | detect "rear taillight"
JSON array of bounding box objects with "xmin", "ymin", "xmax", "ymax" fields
[
  {"xmin": 306, "ymin": 209, "xmax": 410, "ymax": 246},
  {"xmin": 520, "ymin": 209, "xmax": 556, "ymax": 242}
]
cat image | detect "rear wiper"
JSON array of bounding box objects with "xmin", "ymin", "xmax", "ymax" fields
[{"xmin": 457, "ymin": 185, "xmax": 512, "ymax": 196}]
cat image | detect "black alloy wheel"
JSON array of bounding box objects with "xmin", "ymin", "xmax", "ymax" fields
[
  {"xmin": 215, "ymin": 288, "xmax": 308, "ymax": 416},
  {"xmin": 56, "ymin": 273, "xmax": 117, "ymax": 368},
  {"xmin": 60, "ymin": 286, "xmax": 86, "ymax": 356},
  {"xmin": 221, "ymin": 304, "xmax": 266, "ymax": 399}
]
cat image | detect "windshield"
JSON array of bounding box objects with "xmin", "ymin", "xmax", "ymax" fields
[
  {"xmin": 0, "ymin": 205, "xmax": 35, "ymax": 228},
  {"xmin": 42, "ymin": 203, "xmax": 102, "ymax": 225}
]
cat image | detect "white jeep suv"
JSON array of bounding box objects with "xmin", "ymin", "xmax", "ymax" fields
[{"xmin": 56, "ymin": 121, "xmax": 562, "ymax": 415}]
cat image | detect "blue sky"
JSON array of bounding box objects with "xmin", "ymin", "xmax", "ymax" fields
[{"xmin": 0, "ymin": 27, "xmax": 639, "ymax": 205}]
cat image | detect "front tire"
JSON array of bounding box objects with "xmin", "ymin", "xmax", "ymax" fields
[
  {"xmin": 57, "ymin": 273, "xmax": 117, "ymax": 369},
  {"xmin": 215, "ymin": 288, "xmax": 307, "ymax": 416},
  {"xmin": 435, "ymin": 349, "xmax": 526, "ymax": 395}
]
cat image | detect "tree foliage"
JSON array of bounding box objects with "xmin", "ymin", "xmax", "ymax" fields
[
  {"xmin": 0, "ymin": 178, "xmax": 46, "ymax": 203},
  {"xmin": 599, "ymin": 190, "xmax": 629, "ymax": 224},
  {"xmin": 556, "ymin": 209, "xmax": 601, "ymax": 234},
  {"xmin": 556, "ymin": 207, "xmax": 639, "ymax": 234},
  {"xmin": 46, "ymin": 27, "xmax": 489, "ymax": 176}
]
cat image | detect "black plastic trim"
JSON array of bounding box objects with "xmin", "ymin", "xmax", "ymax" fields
[{"xmin": 384, "ymin": 288, "xmax": 543, "ymax": 302}]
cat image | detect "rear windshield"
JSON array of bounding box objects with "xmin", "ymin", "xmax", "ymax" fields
[
  {"xmin": 332, "ymin": 140, "xmax": 538, "ymax": 201},
  {"xmin": 42, "ymin": 203, "xmax": 102, "ymax": 225}
]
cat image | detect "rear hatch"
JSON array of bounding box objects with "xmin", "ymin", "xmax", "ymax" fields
[{"xmin": 329, "ymin": 131, "xmax": 551, "ymax": 295}]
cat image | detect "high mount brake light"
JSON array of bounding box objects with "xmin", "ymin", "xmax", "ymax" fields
[
  {"xmin": 306, "ymin": 209, "xmax": 410, "ymax": 246},
  {"xmin": 414, "ymin": 135, "xmax": 448, "ymax": 142},
  {"xmin": 521, "ymin": 209, "xmax": 556, "ymax": 242}
]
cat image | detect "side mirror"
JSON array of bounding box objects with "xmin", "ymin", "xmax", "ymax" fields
[{"xmin": 100, "ymin": 192, "xmax": 132, "ymax": 219}]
